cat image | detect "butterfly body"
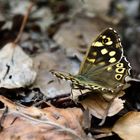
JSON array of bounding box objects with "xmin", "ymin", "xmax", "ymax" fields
[{"xmin": 51, "ymin": 28, "xmax": 131, "ymax": 100}]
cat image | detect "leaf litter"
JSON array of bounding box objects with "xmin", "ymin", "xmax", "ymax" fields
[
  {"xmin": 0, "ymin": 95, "xmax": 85, "ymax": 140},
  {"xmin": 0, "ymin": 42, "xmax": 36, "ymax": 88},
  {"xmin": 0, "ymin": 0, "xmax": 139, "ymax": 140}
]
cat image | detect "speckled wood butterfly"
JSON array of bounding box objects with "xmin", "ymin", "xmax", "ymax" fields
[{"xmin": 51, "ymin": 28, "xmax": 131, "ymax": 100}]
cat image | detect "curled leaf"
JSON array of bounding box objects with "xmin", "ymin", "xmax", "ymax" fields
[{"xmin": 79, "ymin": 93, "xmax": 125, "ymax": 119}]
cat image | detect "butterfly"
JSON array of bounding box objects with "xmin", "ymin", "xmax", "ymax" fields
[{"xmin": 51, "ymin": 28, "xmax": 131, "ymax": 101}]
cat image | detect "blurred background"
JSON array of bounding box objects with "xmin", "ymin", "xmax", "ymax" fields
[{"xmin": 0, "ymin": 0, "xmax": 139, "ymax": 97}]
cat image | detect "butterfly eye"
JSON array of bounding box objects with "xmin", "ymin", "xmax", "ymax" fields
[{"xmin": 102, "ymin": 37, "xmax": 112, "ymax": 45}]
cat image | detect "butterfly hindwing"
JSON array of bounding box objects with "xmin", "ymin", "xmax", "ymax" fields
[{"xmin": 81, "ymin": 56, "xmax": 131, "ymax": 90}]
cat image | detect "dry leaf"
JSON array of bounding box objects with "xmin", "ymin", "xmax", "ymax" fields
[
  {"xmin": 53, "ymin": 16, "xmax": 112, "ymax": 60},
  {"xmin": 0, "ymin": 43, "xmax": 36, "ymax": 88},
  {"xmin": 0, "ymin": 95, "xmax": 85, "ymax": 140},
  {"xmin": 33, "ymin": 52, "xmax": 78, "ymax": 97},
  {"xmin": 79, "ymin": 93, "xmax": 125, "ymax": 119},
  {"xmin": 112, "ymin": 111, "xmax": 140, "ymax": 140}
]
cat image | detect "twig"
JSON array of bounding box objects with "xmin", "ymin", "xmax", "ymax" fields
[
  {"xmin": 0, "ymin": 107, "xmax": 8, "ymax": 131},
  {"xmin": 94, "ymin": 132, "xmax": 113, "ymax": 139},
  {"xmin": 14, "ymin": 2, "xmax": 34, "ymax": 44},
  {"xmin": 34, "ymin": 93, "xmax": 70, "ymax": 107}
]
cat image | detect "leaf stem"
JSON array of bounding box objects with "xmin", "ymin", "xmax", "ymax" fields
[{"xmin": 14, "ymin": 2, "xmax": 34, "ymax": 45}]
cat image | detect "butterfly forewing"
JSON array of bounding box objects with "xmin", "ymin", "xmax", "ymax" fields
[{"xmin": 79, "ymin": 28, "xmax": 123, "ymax": 75}]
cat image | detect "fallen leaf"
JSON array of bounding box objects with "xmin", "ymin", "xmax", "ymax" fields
[
  {"xmin": 53, "ymin": 16, "xmax": 112, "ymax": 60},
  {"xmin": 0, "ymin": 95, "xmax": 86, "ymax": 140},
  {"xmin": 112, "ymin": 111, "xmax": 140, "ymax": 140},
  {"xmin": 33, "ymin": 51, "xmax": 79, "ymax": 97},
  {"xmin": 79, "ymin": 92, "xmax": 125, "ymax": 119},
  {"xmin": 0, "ymin": 43, "xmax": 36, "ymax": 88}
]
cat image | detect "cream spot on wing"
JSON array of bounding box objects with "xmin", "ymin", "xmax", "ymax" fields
[
  {"xmin": 87, "ymin": 58, "xmax": 95, "ymax": 63},
  {"xmin": 99, "ymin": 62, "xmax": 105, "ymax": 65},
  {"xmin": 116, "ymin": 43, "xmax": 121, "ymax": 48},
  {"xmin": 101, "ymin": 48, "xmax": 108, "ymax": 55},
  {"xmin": 109, "ymin": 57, "xmax": 116, "ymax": 63},
  {"xmin": 107, "ymin": 37, "xmax": 111, "ymax": 41},
  {"xmin": 107, "ymin": 66, "xmax": 112, "ymax": 71},
  {"xmin": 109, "ymin": 27, "xmax": 113, "ymax": 30},
  {"xmin": 93, "ymin": 52, "xmax": 97, "ymax": 56},
  {"xmin": 105, "ymin": 41, "xmax": 113, "ymax": 45},
  {"xmin": 102, "ymin": 35, "xmax": 106, "ymax": 39},
  {"xmin": 116, "ymin": 63, "xmax": 123, "ymax": 68},
  {"xmin": 109, "ymin": 51, "xmax": 116, "ymax": 56},
  {"xmin": 115, "ymin": 74, "xmax": 122, "ymax": 80},
  {"xmin": 93, "ymin": 41, "xmax": 103, "ymax": 47},
  {"xmin": 116, "ymin": 67, "xmax": 125, "ymax": 73}
]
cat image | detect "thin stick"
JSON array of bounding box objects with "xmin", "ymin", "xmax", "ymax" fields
[
  {"xmin": 94, "ymin": 132, "xmax": 113, "ymax": 139},
  {"xmin": 14, "ymin": 2, "xmax": 34, "ymax": 44},
  {"xmin": 0, "ymin": 107, "xmax": 8, "ymax": 131}
]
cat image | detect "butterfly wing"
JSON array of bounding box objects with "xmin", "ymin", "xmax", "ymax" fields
[
  {"xmin": 81, "ymin": 56, "xmax": 131, "ymax": 89},
  {"xmin": 79, "ymin": 28, "xmax": 123, "ymax": 74},
  {"xmin": 51, "ymin": 28, "xmax": 131, "ymax": 94},
  {"xmin": 78, "ymin": 28, "xmax": 131, "ymax": 90}
]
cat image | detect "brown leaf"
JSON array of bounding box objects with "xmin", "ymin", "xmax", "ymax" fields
[
  {"xmin": 53, "ymin": 16, "xmax": 112, "ymax": 60},
  {"xmin": 79, "ymin": 93, "xmax": 125, "ymax": 119},
  {"xmin": 0, "ymin": 95, "xmax": 85, "ymax": 140},
  {"xmin": 33, "ymin": 52, "xmax": 72, "ymax": 98},
  {"xmin": 112, "ymin": 111, "xmax": 140, "ymax": 140}
]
